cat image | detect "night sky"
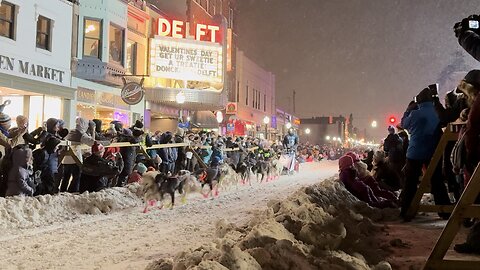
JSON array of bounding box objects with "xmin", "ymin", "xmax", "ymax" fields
[{"xmin": 237, "ymin": 0, "xmax": 480, "ymax": 139}]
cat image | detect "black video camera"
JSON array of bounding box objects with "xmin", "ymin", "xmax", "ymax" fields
[{"xmin": 455, "ymin": 15, "xmax": 480, "ymax": 36}]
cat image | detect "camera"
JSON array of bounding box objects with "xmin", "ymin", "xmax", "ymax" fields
[{"xmin": 455, "ymin": 15, "xmax": 480, "ymax": 35}]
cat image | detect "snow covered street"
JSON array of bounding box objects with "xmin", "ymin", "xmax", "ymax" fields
[{"xmin": 0, "ymin": 161, "xmax": 338, "ymax": 270}]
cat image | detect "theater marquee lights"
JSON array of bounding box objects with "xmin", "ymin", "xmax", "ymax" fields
[
  {"xmin": 149, "ymin": 37, "xmax": 223, "ymax": 85},
  {"xmin": 157, "ymin": 18, "xmax": 221, "ymax": 43},
  {"xmin": 149, "ymin": 18, "xmax": 224, "ymax": 91}
]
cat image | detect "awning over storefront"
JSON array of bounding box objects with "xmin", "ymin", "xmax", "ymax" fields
[
  {"xmin": 0, "ymin": 72, "xmax": 75, "ymax": 99},
  {"xmin": 145, "ymin": 87, "xmax": 227, "ymax": 111},
  {"xmin": 190, "ymin": 111, "xmax": 219, "ymax": 129}
]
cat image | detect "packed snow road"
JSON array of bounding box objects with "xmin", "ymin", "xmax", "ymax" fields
[{"xmin": 0, "ymin": 161, "xmax": 337, "ymax": 270}]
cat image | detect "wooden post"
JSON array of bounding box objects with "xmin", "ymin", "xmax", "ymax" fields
[
  {"xmin": 405, "ymin": 125, "xmax": 460, "ymax": 220},
  {"xmin": 424, "ymin": 164, "xmax": 480, "ymax": 270}
]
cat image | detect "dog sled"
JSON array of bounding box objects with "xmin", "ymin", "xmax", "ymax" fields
[{"xmin": 279, "ymin": 149, "xmax": 299, "ymax": 175}]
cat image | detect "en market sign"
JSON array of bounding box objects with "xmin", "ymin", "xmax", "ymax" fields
[{"xmin": 121, "ymin": 81, "xmax": 144, "ymax": 105}]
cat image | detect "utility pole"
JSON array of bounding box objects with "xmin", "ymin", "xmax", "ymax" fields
[{"xmin": 293, "ymin": 90, "xmax": 296, "ymax": 114}]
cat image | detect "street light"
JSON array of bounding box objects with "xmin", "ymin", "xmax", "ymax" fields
[
  {"xmin": 333, "ymin": 137, "xmax": 337, "ymax": 141},
  {"xmin": 263, "ymin": 116, "xmax": 270, "ymax": 140},
  {"xmin": 216, "ymin": 111, "xmax": 223, "ymax": 123},
  {"xmin": 325, "ymin": 135, "xmax": 331, "ymax": 141},
  {"xmin": 285, "ymin": 122, "xmax": 292, "ymax": 129},
  {"xmin": 263, "ymin": 116, "xmax": 270, "ymax": 124},
  {"xmin": 371, "ymin": 120, "xmax": 377, "ymax": 128},
  {"xmin": 305, "ymin": 128, "xmax": 311, "ymax": 135},
  {"xmin": 176, "ymin": 91, "xmax": 186, "ymax": 104}
]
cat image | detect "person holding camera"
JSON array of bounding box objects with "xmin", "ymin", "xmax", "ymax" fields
[
  {"xmin": 432, "ymin": 85, "xmax": 469, "ymax": 201},
  {"xmin": 399, "ymin": 88, "xmax": 451, "ymax": 221},
  {"xmin": 455, "ymin": 15, "xmax": 480, "ymax": 61}
]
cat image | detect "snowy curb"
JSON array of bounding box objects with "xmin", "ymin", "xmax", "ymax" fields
[
  {"xmin": 145, "ymin": 178, "xmax": 398, "ymax": 270},
  {"xmin": 0, "ymin": 184, "xmax": 143, "ymax": 229}
]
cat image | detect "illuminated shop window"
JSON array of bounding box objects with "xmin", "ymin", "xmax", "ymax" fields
[
  {"xmin": 29, "ymin": 96, "xmax": 44, "ymax": 129},
  {"xmin": 44, "ymin": 96, "xmax": 61, "ymax": 121},
  {"xmin": 36, "ymin": 16, "xmax": 52, "ymax": 51},
  {"xmin": 109, "ymin": 24, "xmax": 124, "ymax": 65},
  {"xmin": 126, "ymin": 41, "xmax": 137, "ymax": 74},
  {"xmin": 0, "ymin": 1, "xmax": 15, "ymax": 40},
  {"xmin": 83, "ymin": 18, "xmax": 102, "ymax": 59},
  {"xmin": 1, "ymin": 96, "xmax": 23, "ymax": 128}
]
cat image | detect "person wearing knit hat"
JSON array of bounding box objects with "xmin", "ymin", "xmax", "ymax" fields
[
  {"xmin": 80, "ymin": 141, "xmax": 119, "ymax": 193},
  {"xmin": 128, "ymin": 163, "xmax": 147, "ymax": 184},
  {"xmin": 345, "ymin": 152, "xmax": 360, "ymax": 163},
  {"xmin": 0, "ymin": 100, "xmax": 12, "ymax": 137},
  {"xmin": 338, "ymin": 155, "xmax": 354, "ymax": 171},
  {"xmin": 91, "ymin": 141, "xmax": 105, "ymax": 157},
  {"xmin": 131, "ymin": 120, "xmax": 144, "ymax": 137}
]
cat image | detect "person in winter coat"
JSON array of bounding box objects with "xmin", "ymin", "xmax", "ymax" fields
[
  {"xmin": 33, "ymin": 137, "xmax": 61, "ymax": 195},
  {"xmin": 41, "ymin": 118, "xmax": 61, "ymax": 145},
  {"xmin": 174, "ymin": 132, "xmax": 187, "ymax": 174},
  {"xmin": 128, "ymin": 163, "xmax": 147, "ymax": 184},
  {"xmin": 117, "ymin": 128, "xmax": 140, "ymax": 186},
  {"xmin": 400, "ymin": 88, "xmax": 451, "ymax": 221},
  {"xmin": 372, "ymin": 150, "xmax": 402, "ymax": 192},
  {"xmin": 355, "ymin": 161, "xmax": 398, "ymax": 202},
  {"xmin": 383, "ymin": 125, "xmax": 404, "ymax": 174},
  {"xmin": 80, "ymin": 142, "xmax": 119, "ymax": 193},
  {"xmin": 361, "ymin": 150, "xmax": 374, "ymax": 171},
  {"xmin": 452, "ymin": 71, "xmax": 480, "ymax": 255},
  {"xmin": 433, "ymin": 88, "xmax": 468, "ymax": 201},
  {"xmin": 5, "ymin": 145, "xmax": 36, "ymax": 196},
  {"xmin": 61, "ymin": 117, "xmax": 96, "ymax": 193},
  {"xmin": 338, "ymin": 155, "xmax": 395, "ymax": 209},
  {"xmin": 456, "ymin": 17, "xmax": 480, "ymax": 62},
  {"xmin": 158, "ymin": 131, "xmax": 177, "ymax": 174},
  {"xmin": 457, "ymin": 70, "xmax": 480, "ymax": 182},
  {"xmin": 4, "ymin": 115, "xmax": 45, "ymax": 151},
  {"xmin": 92, "ymin": 119, "xmax": 107, "ymax": 141}
]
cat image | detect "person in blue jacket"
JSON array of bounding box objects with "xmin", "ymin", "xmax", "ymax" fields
[{"xmin": 399, "ymin": 87, "xmax": 451, "ymax": 221}]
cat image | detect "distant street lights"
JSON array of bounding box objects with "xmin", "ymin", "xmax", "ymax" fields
[
  {"xmin": 305, "ymin": 128, "xmax": 311, "ymax": 135},
  {"xmin": 325, "ymin": 135, "xmax": 331, "ymax": 141},
  {"xmin": 371, "ymin": 120, "xmax": 378, "ymax": 128},
  {"xmin": 285, "ymin": 122, "xmax": 292, "ymax": 129}
]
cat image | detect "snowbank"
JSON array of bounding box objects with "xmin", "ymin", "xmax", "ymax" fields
[
  {"xmin": 0, "ymin": 184, "xmax": 143, "ymax": 229},
  {"xmin": 145, "ymin": 178, "xmax": 397, "ymax": 270}
]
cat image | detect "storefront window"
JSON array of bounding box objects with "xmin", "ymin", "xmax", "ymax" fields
[
  {"xmin": 83, "ymin": 18, "xmax": 102, "ymax": 59},
  {"xmin": 77, "ymin": 104, "xmax": 130, "ymax": 130},
  {"xmin": 1, "ymin": 96, "xmax": 23, "ymax": 128},
  {"xmin": 44, "ymin": 96, "xmax": 62, "ymax": 121},
  {"xmin": 36, "ymin": 15, "xmax": 52, "ymax": 51},
  {"xmin": 29, "ymin": 96, "xmax": 44, "ymax": 129},
  {"xmin": 0, "ymin": 1, "xmax": 15, "ymax": 39},
  {"xmin": 109, "ymin": 24, "xmax": 124, "ymax": 65},
  {"xmin": 126, "ymin": 41, "xmax": 137, "ymax": 74}
]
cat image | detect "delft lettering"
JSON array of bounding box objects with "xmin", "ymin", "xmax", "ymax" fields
[
  {"xmin": 157, "ymin": 18, "xmax": 220, "ymax": 43},
  {"xmin": 0, "ymin": 54, "xmax": 65, "ymax": 83}
]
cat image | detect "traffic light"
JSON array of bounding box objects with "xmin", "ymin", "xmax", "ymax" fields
[{"xmin": 389, "ymin": 116, "xmax": 396, "ymax": 125}]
